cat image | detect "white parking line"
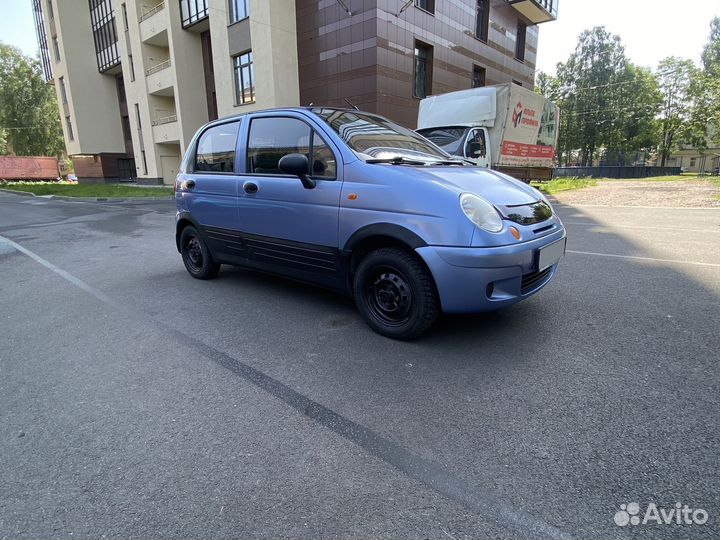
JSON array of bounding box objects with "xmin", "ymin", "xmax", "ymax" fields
[{"xmin": 567, "ymin": 250, "xmax": 720, "ymax": 268}]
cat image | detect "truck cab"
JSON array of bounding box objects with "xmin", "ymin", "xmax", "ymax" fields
[{"xmin": 417, "ymin": 126, "xmax": 491, "ymax": 168}]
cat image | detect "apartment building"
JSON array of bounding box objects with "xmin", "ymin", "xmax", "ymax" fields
[
  {"xmin": 33, "ymin": 0, "xmax": 557, "ymax": 184},
  {"xmin": 33, "ymin": 0, "xmax": 298, "ymax": 184}
]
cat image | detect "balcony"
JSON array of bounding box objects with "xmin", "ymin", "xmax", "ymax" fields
[
  {"xmin": 506, "ymin": 0, "xmax": 558, "ymax": 24},
  {"xmin": 139, "ymin": 3, "xmax": 168, "ymax": 45},
  {"xmin": 145, "ymin": 59, "xmax": 174, "ymax": 95},
  {"xmin": 139, "ymin": 1, "xmax": 164, "ymax": 22},
  {"xmin": 179, "ymin": 0, "xmax": 209, "ymax": 31},
  {"xmin": 152, "ymin": 113, "xmax": 180, "ymax": 144}
]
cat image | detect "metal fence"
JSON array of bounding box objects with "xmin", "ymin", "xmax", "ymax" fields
[{"xmin": 552, "ymin": 166, "xmax": 682, "ymax": 179}]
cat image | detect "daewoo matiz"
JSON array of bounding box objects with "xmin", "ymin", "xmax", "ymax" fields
[{"xmin": 175, "ymin": 108, "xmax": 566, "ymax": 339}]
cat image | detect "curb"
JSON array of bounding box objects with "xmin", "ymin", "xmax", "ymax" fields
[{"xmin": 0, "ymin": 187, "xmax": 174, "ymax": 203}]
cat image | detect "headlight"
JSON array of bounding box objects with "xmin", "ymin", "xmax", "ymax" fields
[{"xmin": 460, "ymin": 193, "xmax": 503, "ymax": 233}]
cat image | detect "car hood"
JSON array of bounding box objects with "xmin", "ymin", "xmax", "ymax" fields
[{"xmin": 415, "ymin": 166, "xmax": 540, "ymax": 206}]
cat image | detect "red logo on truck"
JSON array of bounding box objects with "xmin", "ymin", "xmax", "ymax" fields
[{"xmin": 512, "ymin": 102, "xmax": 523, "ymax": 128}]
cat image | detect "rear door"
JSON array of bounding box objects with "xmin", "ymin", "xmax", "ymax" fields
[
  {"xmin": 180, "ymin": 119, "xmax": 241, "ymax": 259},
  {"xmin": 234, "ymin": 113, "xmax": 344, "ymax": 287}
]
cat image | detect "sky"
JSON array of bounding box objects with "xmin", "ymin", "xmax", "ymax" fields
[
  {"xmin": 0, "ymin": 1, "xmax": 36, "ymax": 58},
  {"xmin": 536, "ymin": 0, "xmax": 720, "ymax": 74},
  {"xmin": 0, "ymin": 0, "xmax": 718, "ymax": 75}
]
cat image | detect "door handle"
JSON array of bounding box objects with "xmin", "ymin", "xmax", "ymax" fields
[
  {"xmin": 243, "ymin": 181, "xmax": 258, "ymax": 194},
  {"xmin": 183, "ymin": 179, "xmax": 196, "ymax": 190}
]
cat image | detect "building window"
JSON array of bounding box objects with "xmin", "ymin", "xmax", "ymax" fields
[
  {"xmin": 475, "ymin": 0, "xmax": 489, "ymax": 42},
  {"xmin": 52, "ymin": 37, "xmax": 60, "ymax": 62},
  {"xmin": 413, "ymin": 40, "xmax": 433, "ymax": 99},
  {"xmin": 121, "ymin": 115, "xmax": 132, "ymax": 142},
  {"xmin": 128, "ymin": 54, "xmax": 135, "ymax": 81},
  {"xmin": 47, "ymin": 0, "xmax": 54, "ymax": 19},
  {"xmin": 233, "ymin": 51, "xmax": 255, "ymax": 105},
  {"xmin": 89, "ymin": 0, "xmax": 120, "ymax": 72},
  {"xmin": 134, "ymin": 103, "xmax": 142, "ymax": 129},
  {"xmin": 179, "ymin": 0, "xmax": 209, "ymax": 28},
  {"xmin": 690, "ymin": 157, "xmax": 697, "ymax": 167},
  {"xmin": 31, "ymin": 0, "xmax": 53, "ymax": 81},
  {"xmin": 141, "ymin": 150, "xmax": 148, "ymax": 174},
  {"xmin": 195, "ymin": 122, "xmax": 240, "ymax": 173},
  {"xmin": 229, "ymin": 0, "xmax": 248, "ymax": 23},
  {"xmin": 415, "ymin": 0, "xmax": 434, "ymax": 14},
  {"xmin": 512, "ymin": 79, "xmax": 522, "ymax": 87},
  {"xmin": 121, "ymin": 3, "xmax": 128, "ymax": 30},
  {"xmin": 515, "ymin": 22, "xmax": 527, "ymax": 61},
  {"xmin": 59, "ymin": 76, "xmax": 67, "ymax": 103},
  {"xmin": 65, "ymin": 116, "xmax": 74, "ymax": 141},
  {"xmin": 472, "ymin": 65, "xmax": 486, "ymax": 88}
]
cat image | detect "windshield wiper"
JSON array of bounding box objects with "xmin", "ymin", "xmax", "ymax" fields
[
  {"xmin": 365, "ymin": 156, "xmax": 429, "ymax": 166},
  {"xmin": 430, "ymin": 159, "xmax": 468, "ymax": 166}
]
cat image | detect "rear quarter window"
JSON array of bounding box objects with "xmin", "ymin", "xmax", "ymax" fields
[{"xmin": 194, "ymin": 122, "xmax": 240, "ymax": 173}]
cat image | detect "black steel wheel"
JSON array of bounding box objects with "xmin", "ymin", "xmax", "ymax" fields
[
  {"xmin": 180, "ymin": 226, "xmax": 220, "ymax": 280},
  {"xmin": 353, "ymin": 247, "xmax": 439, "ymax": 340}
]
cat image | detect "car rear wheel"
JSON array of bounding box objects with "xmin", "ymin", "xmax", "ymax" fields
[
  {"xmin": 353, "ymin": 247, "xmax": 439, "ymax": 340},
  {"xmin": 180, "ymin": 226, "xmax": 220, "ymax": 279}
]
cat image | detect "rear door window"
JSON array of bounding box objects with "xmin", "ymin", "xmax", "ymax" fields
[{"xmin": 195, "ymin": 121, "xmax": 240, "ymax": 173}]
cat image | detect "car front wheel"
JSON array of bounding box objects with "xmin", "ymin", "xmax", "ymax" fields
[
  {"xmin": 180, "ymin": 225, "xmax": 220, "ymax": 279},
  {"xmin": 353, "ymin": 247, "xmax": 439, "ymax": 340}
]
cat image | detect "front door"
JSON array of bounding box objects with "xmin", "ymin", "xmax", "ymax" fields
[{"xmin": 236, "ymin": 114, "xmax": 343, "ymax": 287}]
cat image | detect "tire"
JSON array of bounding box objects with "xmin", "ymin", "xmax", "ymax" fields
[
  {"xmin": 180, "ymin": 225, "xmax": 220, "ymax": 279},
  {"xmin": 353, "ymin": 247, "xmax": 439, "ymax": 340}
]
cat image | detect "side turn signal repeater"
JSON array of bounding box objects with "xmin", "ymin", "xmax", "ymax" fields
[
  {"xmin": 509, "ymin": 226, "xmax": 521, "ymax": 240},
  {"xmin": 347, "ymin": 193, "xmax": 358, "ymax": 200}
]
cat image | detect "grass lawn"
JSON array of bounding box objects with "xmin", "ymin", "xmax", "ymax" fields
[
  {"xmin": 531, "ymin": 178, "xmax": 597, "ymax": 195},
  {"xmin": 0, "ymin": 183, "xmax": 173, "ymax": 198}
]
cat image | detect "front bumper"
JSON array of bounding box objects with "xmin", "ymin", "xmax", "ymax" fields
[{"xmin": 416, "ymin": 227, "xmax": 566, "ymax": 313}]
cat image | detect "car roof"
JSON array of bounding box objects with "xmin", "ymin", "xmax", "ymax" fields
[{"xmin": 203, "ymin": 106, "xmax": 374, "ymax": 128}]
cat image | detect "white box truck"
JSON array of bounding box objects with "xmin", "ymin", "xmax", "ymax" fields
[{"xmin": 417, "ymin": 83, "xmax": 560, "ymax": 181}]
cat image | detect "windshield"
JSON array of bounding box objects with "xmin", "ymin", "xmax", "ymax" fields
[
  {"xmin": 416, "ymin": 127, "xmax": 469, "ymax": 156},
  {"xmin": 312, "ymin": 108, "xmax": 453, "ymax": 163}
]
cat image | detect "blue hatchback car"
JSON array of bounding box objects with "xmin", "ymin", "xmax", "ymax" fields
[{"xmin": 175, "ymin": 107, "xmax": 566, "ymax": 339}]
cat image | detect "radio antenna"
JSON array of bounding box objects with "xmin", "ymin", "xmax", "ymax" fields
[{"xmin": 344, "ymin": 98, "xmax": 360, "ymax": 110}]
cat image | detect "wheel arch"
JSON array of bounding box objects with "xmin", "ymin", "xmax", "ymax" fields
[
  {"xmin": 175, "ymin": 212, "xmax": 202, "ymax": 252},
  {"xmin": 342, "ymin": 224, "xmax": 432, "ymax": 291}
]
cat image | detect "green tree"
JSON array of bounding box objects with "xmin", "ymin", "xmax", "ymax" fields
[
  {"xmin": 656, "ymin": 57, "xmax": 696, "ymax": 166},
  {"xmin": 684, "ymin": 17, "xmax": 720, "ymax": 155},
  {"xmin": 0, "ymin": 42, "xmax": 64, "ymax": 156},
  {"xmin": 702, "ymin": 16, "xmax": 720, "ymax": 77},
  {"xmin": 536, "ymin": 27, "xmax": 662, "ymax": 166}
]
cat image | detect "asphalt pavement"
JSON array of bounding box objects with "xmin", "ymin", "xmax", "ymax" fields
[{"xmin": 0, "ymin": 192, "xmax": 718, "ymax": 539}]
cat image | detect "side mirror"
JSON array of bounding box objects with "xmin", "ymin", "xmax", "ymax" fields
[{"xmin": 278, "ymin": 153, "xmax": 316, "ymax": 189}]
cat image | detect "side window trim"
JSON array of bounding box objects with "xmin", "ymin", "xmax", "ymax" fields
[
  {"xmin": 245, "ymin": 115, "xmax": 338, "ymax": 181},
  {"xmin": 190, "ymin": 119, "xmax": 241, "ymax": 175}
]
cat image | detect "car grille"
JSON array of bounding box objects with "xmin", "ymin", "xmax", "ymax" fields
[{"xmin": 521, "ymin": 266, "xmax": 553, "ymax": 294}]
